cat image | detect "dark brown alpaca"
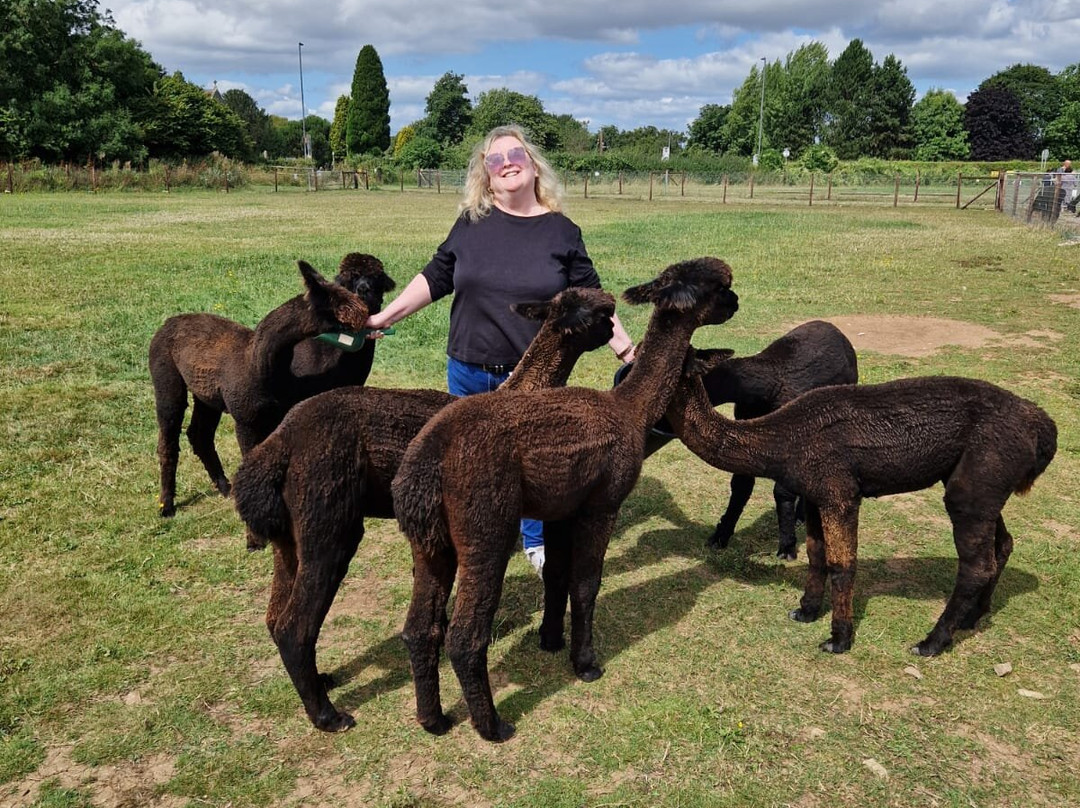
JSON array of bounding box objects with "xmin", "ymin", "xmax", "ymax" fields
[
  {"xmin": 231, "ymin": 287, "xmax": 618, "ymax": 732},
  {"xmin": 149, "ymin": 260, "xmax": 370, "ymax": 517},
  {"xmin": 625, "ymin": 319, "xmax": 858, "ymax": 559},
  {"xmin": 391, "ymin": 257, "xmax": 739, "ymax": 742},
  {"xmin": 667, "ymin": 350, "xmax": 1057, "ymax": 656},
  {"xmin": 287, "ymin": 252, "xmax": 396, "ymax": 403}
]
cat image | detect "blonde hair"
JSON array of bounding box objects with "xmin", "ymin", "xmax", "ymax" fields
[{"xmin": 459, "ymin": 124, "xmax": 564, "ymax": 222}]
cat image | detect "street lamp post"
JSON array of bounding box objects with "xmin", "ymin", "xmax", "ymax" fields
[
  {"xmin": 755, "ymin": 56, "xmax": 766, "ymax": 167},
  {"xmin": 298, "ymin": 42, "xmax": 309, "ymax": 159}
]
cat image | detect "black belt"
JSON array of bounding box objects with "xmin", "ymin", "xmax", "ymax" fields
[{"xmin": 479, "ymin": 363, "xmax": 514, "ymax": 375}]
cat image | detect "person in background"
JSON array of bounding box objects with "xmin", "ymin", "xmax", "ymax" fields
[{"xmin": 364, "ymin": 124, "xmax": 637, "ymax": 575}]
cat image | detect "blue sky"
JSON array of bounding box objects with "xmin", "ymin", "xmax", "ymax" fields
[{"xmin": 105, "ymin": 0, "xmax": 1079, "ymax": 135}]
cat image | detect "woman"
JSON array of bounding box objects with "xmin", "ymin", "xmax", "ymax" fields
[{"xmin": 365, "ymin": 124, "xmax": 636, "ymax": 574}]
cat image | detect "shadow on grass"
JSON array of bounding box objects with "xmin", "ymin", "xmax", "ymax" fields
[{"xmin": 325, "ymin": 475, "xmax": 1039, "ymax": 731}]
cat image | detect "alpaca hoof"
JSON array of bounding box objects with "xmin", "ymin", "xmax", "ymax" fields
[
  {"xmin": 215, "ymin": 478, "xmax": 231, "ymax": 497},
  {"xmin": 313, "ymin": 708, "xmax": 355, "ymax": 733},
  {"xmin": 789, "ymin": 608, "xmax": 819, "ymax": 623},
  {"xmin": 911, "ymin": 639, "xmax": 948, "ymax": 657},
  {"xmin": 819, "ymin": 637, "xmax": 851, "ymax": 654},
  {"xmin": 420, "ymin": 713, "xmax": 453, "ymax": 736},
  {"xmin": 707, "ymin": 525, "xmax": 732, "ymax": 550},
  {"xmin": 776, "ymin": 548, "xmax": 798, "ymax": 561},
  {"xmin": 478, "ymin": 719, "xmax": 516, "ymax": 743},
  {"xmin": 158, "ymin": 498, "xmax": 175, "ymax": 518},
  {"xmin": 575, "ymin": 664, "xmax": 604, "ymax": 683}
]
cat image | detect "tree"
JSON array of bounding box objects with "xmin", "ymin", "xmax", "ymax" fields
[
  {"xmin": 221, "ymin": 89, "xmax": 270, "ymax": 161},
  {"xmin": 1043, "ymin": 102, "xmax": 1080, "ymax": 162},
  {"xmin": 981, "ymin": 64, "xmax": 1062, "ymax": 148},
  {"xmin": 397, "ymin": 135, "xmax": 441, "ymax": 168},
  {"xmin": 467, "ymin": 89, "xmax": 558, "ymax": 149},
  {"xmin": 910, "ymin": 89, "xmax": 969, "ymax": 160},
  {"xmin": 142, "ymin": 72, "xmax": 252, "ymax": 160},
  {"xmin": 329, "ymin": 95, "xmax": 349, "ymax": 162},
  {"xmin": 0, "ymin": 0, "xmax": 162, "ymax": 161},
  {"xmin": 345, "ymin": 44, "xmax": 390, "ymax": 156},
  {"xmin": 422, "ymin": 71, "xmax": 471, "ymax": 146},
  {"xmin": 551, "ymin": 114, "xmax": 593, "ymax": 153},
  {"xmin": 722, "ymin": 63, "xmax": 767, "ymax": 157},
  {"xmin": 770, "ymin": 42, "xmax": 831, "ymax": 158},
  {"xmin": 824, "ymin": 39, "xmax": 875, "ymax": 158},
  {"xmin": 964, "ymin": 86, "xmax": 1035, "ymax": 160},
  {"xmin": 866, "ymin": 54, "xmax": 915, "ymax": 158},
  {"xmin": 687, "ymin": 103, "xmax": 729, "ymax": 153}
]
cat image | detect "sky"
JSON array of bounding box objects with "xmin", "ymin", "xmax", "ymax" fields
[{"xmin": 105, "ymin": 0, "xmax": 1080, "ymax": 136}]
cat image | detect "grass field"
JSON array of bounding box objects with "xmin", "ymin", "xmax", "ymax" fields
[{"xmin": 1, "ymin": 189, "xmax": 1078, "ymax": 808}]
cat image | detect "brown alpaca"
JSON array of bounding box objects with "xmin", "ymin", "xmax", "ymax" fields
[
  {"xmin": 391, "ymin": 257, "xmax": 739, "ymax": 742},
  {"xmin": 287, "ymin": 252, "xmax": 396, "ymax": 404},
  {"xmin": 149, "ymin": 260, "xmax": 370, "ymax": 517},
  {"xmin": 622, "ymin": 319, "xmax": 858, "ymax": 559},
  {"xmin": 231, "ymin": 287, "xmax": 618, "ymax": 732},
  {"xmin": 667, "ymin": 350, "xmax": 1057, "ymax": 656}
]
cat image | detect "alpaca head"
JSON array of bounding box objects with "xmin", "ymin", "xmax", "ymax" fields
[
  {"xmin": 297, "ymin": 260, "xmax": 369, "ymax": 331},
  {"xmin": 623, "ymin": 257, "xmax": 738, "ymax": 326},
  {"xmin": 334, "ymin": 253, "xmax": 397, "ymax": 315},
  {"xmin": 512, "ymin": 287, "xmax": 616, "ymax": 352}
]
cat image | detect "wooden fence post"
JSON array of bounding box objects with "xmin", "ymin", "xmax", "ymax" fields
[
  {"xmin": 436, "ymin": 171, "xmax": 441, "ymax": 193},
  {"xmin": 224, "ymin": 170, "xmax": 230, "ymax": 193},
  {"xmin": 680, "ymin": 172, "xmax": 686, "ymax": 197},
  {"xmin": 809, "ymin": 173, "xmax": 814, "ymax": 206},
  {"xmin": 996, "ymin": 174, "xmax": 1005, "ymax": 211},
  {"xmin": 827, "ymin": 174, "xmax": 833, "ymax": 201},
  {"xmin": 749, "ymin": 173, "xmax": 755, "ymax": 199},
  {"xmin": 913, "ymin": 170, "xmax": 920, "ymax": 202},
  {"xmin": 722, "ymin": 174, "xmax": 728, "ymax": 203},
  {"xmin": 400, "ymin": 170, "xmax": 404, "ymax": 192},
  {"xmin": 955, "ymin": 173, "xmax": 962, "ymax": 208},
  {"xmin": 1011, "ymin": 174, "xmax": 1020, "ymax": 216},
  {"xmin": 618, "ymin": 172, "xmax": 623, "ymax": 195},
  {"xmin": 584, "ymin": 173, "xmax": 589, "ymax": 199},
  {"xmin": 893, "ymin": 174, "xmax": 899, "ymax": 206},
  {"xmin": 649, "ymin": 172, "xmax": 654, "ymax": 201}
]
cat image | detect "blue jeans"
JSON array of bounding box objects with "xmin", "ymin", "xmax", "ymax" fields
[{"xmin": 447, "ymin": 357, "xmax": 544, "ymax": 551}]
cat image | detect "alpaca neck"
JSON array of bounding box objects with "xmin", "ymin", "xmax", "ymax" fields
[
  {"xmin": 249, "ymin": 296, "xmax": 327, "ymax": 381},
  {"xmin": 668, "ymin": 375, "xmax": 782, "ymax": 477},
  {"xmin": 703, "ymin": 357, "xmax": 778, "ymax": 407},
  {"xmin": 612, "ymin": 309, "xmax": 698, "ymax": 430},
  {"xmin": 501, "ymin": 331, "xmax": 584, "ymax": 392}
]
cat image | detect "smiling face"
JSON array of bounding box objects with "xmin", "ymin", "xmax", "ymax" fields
[{"xmin": 484, "ymin": 135, "xmax": 538, "ymax": 201}]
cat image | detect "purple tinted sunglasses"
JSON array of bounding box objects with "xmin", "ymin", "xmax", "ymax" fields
[{"xmin": 484, "ymin": 145, "xmax": 530, "ymax": 173}]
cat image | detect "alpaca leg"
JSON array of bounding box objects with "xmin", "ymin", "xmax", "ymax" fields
[
  {"xmin": 709, "ymin": 474, "xmax": 755, "ymax": 549},
  {"xmin": 187, "ymin": 399, "xmax": 230, "ymax": 497},
  {"xmin": 565, "ymin": 511, "xmax": 618, "ymax": 682},
  {"xmin": 913, "ymin": 517, "xmax": 997, "ymax": 657},
  {"xmin": 402, "ymin": 544, "xmax": 457, "ymax": 737},
  {"xmin": 445, "ymin": 540, "xmax": 517, "ymax": 742},
  {"xmin": 817, "ymin": 503, "xmax": 860, "ymax": 653},
  {"xmin": 963, "ymin": 515, "xmax": 1013, "ymax": 629},
  {"xmin": 539, "ymin": 519, "xmax": 572, "ymax": 652},
  {"xmin": 271, "ymin": 538, "xmax": 360, "ymax": 732},
  {"xmin": 265, "ymin": 542, "xmax": 298, "ymax": 640},
  {"xmin": 151, "ymin": 367, "xmax": 187, "ymax": 518},
  {"xmin": 774, "ymin": 481, "xmax": 800, "ymax": 560},
  {"xmin": 790, "ymin": 502, "xmax": 825, "ymax": 623}
]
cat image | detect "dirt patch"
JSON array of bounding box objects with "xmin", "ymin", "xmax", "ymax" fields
[
  {"xmin": 817, "ymin": 315, "xmax": 1062, "ymax": 357},
  {"xmin": 1050, "ymin": 293, "xmax": 1080, "ymax": 309}
]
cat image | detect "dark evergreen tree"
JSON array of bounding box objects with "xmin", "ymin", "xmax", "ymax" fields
[
  {"xmin": 422, "ymin": 72, "xmax": 471, "ymax": 146},
  {"xmin": 345, "ymin": 44, "xmax": 390, "ymax": 156},
  {"xmin": 329, "ymin": 95, "xmax": 349, "ymax": 162},
  {"xmin": 824, "ymin": 39, "xmax": 874, "ymax": 158},
  {"xmin": 964, "ymin": 86, "xmax": 1035, "ymax": 160},
  {"xmin": 867, "ymin": 54, "xmax": 915, "ymax": 158}
]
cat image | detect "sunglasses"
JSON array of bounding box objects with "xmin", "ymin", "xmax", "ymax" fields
[{"xmin": 483, "ymin": 146, "xmax": 530, "ymax": 173}]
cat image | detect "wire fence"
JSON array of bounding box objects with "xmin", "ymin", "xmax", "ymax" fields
[{"xmin": 998, "ymin": 171, "xmax": 1080, "ymax": 227}]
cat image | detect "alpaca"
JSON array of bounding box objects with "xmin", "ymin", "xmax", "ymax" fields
[
  {"xmin": 149, "ymin": 260, "xmax": 370, "ymax": 517},
  {"xmin": 628, "ymin": 320, "xmax": 858, "ymax": 559},
  {"xmin": 231, "ymin": 287, "xmax": 618, "ymax": 732},
  {"xmin": 666, "ymin": 350, "xmax": 1057, "ymax": 656},
  {"xmin": 391, "ymin": 257, "xmax": 739, "ymax": 742},
  {"xmin": 287, "ymin": 252, "xmax": 396, "ymax": 403}
]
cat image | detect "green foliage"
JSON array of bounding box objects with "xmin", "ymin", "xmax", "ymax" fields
[
  {"xmin": 142, "ymin": 72, "xmax": 253, "ymax": 160},
  {"xmin": 824, "ymin": 38, "xmax": 875, "ymax": 158},
  {"xmin": 220, "ymin": 89, "xmax": 270, "ymax": 162},
  {"xmin": 687, "ymin": 103, "xmax": 729, "ymax": 152},
  {"xmin": 396, "ymin": 135, "xmax": 441, "ymax": 168},
  {"xmin": 467, "ymin": 88, "xmax": 558, "ymax": 149},
  {"xmin": 911, "ymin": 89, "xmax": 970, "ymax": 161},
  {"xmin": 329, "ymin": 95, "xmax": 349, "ymax": 162},
  {"xmin": 420, "ymin": 71, "xmax": 471, "ymax": 146},
  {"xmin": 345, "ymin": 44, "xmax": 390, "ymax": 156},
  {"xmin": 798, "ymin": 144, "xmax": 839, "ymax": 173},
  {"xmin": 723, "ymin": 64, "xmax": 766, "ymax": 156},
  {"xmin": 770, "ymin": 42, "xmax": 831, "ymax": 158},
  {"xmin": 1043, "ymin": 101, "xmax": 1080, "ymax": 161},
  {"xmin": 867, "ymin": 54, "xmax": 915, "ymax": 158},
  {"xmin": 551, "ymin": 113, "xmax": 593, "ymax": 153}
]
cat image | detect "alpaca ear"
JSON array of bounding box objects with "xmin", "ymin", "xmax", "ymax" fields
[
  {"xmin": 622, "ymin": 279, "xmax": 657, "ymax": 306},
  {"xmin": 299, "ymin": 260, "xmax": 368, "ymax": 329},
  {"xmin": 684, "ymin": 347, "xmax": 735, "ymax": 377},
  {"xmin": 298, "ymin": 260, "xmax": 330, "ymax": 296},
  {"xmin": 511, "ymin": 300, "xmax": 551, "ymax": 322}
]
